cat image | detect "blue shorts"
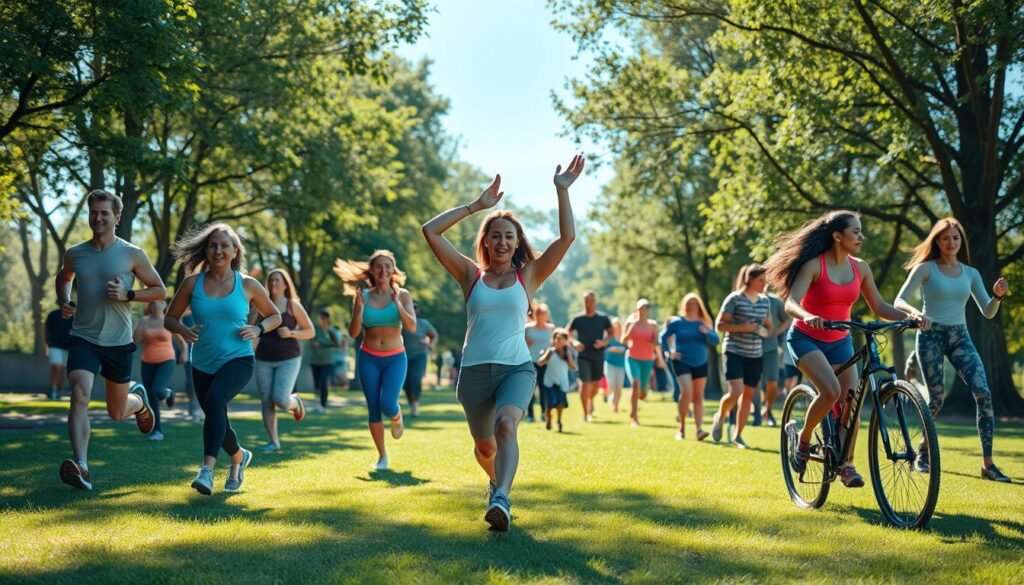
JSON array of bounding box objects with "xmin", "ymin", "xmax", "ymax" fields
[
  {"xmin": 787, "ymin": 327, "xmax": 854, "ymax": 366},
  {"xmin": 627, "ymin": 358, "xmax": 655, "ymax": 390}
]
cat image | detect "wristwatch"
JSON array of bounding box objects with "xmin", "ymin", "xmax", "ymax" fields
[
  {"xmin": 126, "ymin": 290, "xmax": 136, "ymax": 301},
  {"xmin": 256, "ymin": 321, "xmax": 266, "ymax": 335}
]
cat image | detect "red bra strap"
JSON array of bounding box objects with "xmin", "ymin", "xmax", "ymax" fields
[{"xmin": 465, "ymin": 270, "xmax": 482, "ymax": 302}]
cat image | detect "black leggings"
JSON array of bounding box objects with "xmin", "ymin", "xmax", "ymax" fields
[
  {"xmin": 311, "ymin": 364, "xmax": 333, "ymax": 407},
  {"xmin": 141, "ymin": 359, "xmax": 175, "ymax": 432},
  {"xmin": 193, "ymin": 356, "xmax": 254, "ymax": 459}
]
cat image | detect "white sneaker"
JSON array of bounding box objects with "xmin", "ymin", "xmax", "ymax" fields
[
  {"xmin": 148, "ymin": 430, "xmax": 165, "ymax": 441},
  {"xmin": 373, "ymin": 455, "xmax": 389, "ymax": 471}
]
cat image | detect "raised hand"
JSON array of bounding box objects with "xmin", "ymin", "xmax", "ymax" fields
[
  {"xmin": 475, "ymin": 174, "xmax": 503, "ymax": 210},
  {"xmin": 553, "ymin": 154, "xmax": 586, "ymax": 190}
]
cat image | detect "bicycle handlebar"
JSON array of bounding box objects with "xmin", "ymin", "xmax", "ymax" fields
[{"xmin": 822, "ymin": 319, "xmax": 919, "ymax": 333}]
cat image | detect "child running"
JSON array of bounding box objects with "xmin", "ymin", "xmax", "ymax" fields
[{"xmin": 538, "ymin": 328, "xmax": 575, "ymax": 432}]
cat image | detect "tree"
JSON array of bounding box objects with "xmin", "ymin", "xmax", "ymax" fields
[{"xmin": 553, "ymin": 0, "xmax": 1024, "ymax": 412}]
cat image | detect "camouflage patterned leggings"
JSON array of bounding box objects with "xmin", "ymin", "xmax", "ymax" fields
[{"xmin": 916, "ymin": 324, "xmax": 995, "ymax": 458}]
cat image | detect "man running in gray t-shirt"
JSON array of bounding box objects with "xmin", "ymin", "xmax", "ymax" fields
[{"xmin": 55, "ymin": 190, "xmax": 167, "ymax": 491}]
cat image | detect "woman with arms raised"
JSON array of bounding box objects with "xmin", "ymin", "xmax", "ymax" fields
[{"xmin": 422, "ymin": 154, "xmax": 585, "ymax": 532}]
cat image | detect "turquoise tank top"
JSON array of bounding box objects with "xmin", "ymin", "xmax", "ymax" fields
[
  {"xmin": 190, "ymin": 271, "xmax": 253, "ymax": 372},
  {"xmin": 362, "ymin": 290, "xmax": 402, "ymax": 328}
]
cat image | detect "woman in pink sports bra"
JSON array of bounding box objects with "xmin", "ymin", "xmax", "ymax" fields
[
  {"xmin": 623, "ymin": 298, "xmax": 665, "ymax": 427},
  {"xmin": 765, "ymin": 210, "xmax": 919, "ymax": 489},
  {"xmin": 422, "ymin": 154, "xmax": 585, "ymax": 532}
]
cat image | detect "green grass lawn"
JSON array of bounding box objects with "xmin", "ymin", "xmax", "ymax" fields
[{"xmin": 1, "ymin": 389, "xmax": 1022, "ymax": 584}]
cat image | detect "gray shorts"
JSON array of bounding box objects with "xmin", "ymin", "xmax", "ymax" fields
[
  {"xmin": 255, "ymin": 357, "xmax": 302, "ymax": 409},
  {"xmin": 578, "ymin": 357, "xmax": 604, "ymax": 382},
  {"xmin": 762, "ymin": 348, "xmax": 780, "ymax": 384},
  {"xmin": 456, "ymin": 361, "xmax": 536, "ymax": 439}
]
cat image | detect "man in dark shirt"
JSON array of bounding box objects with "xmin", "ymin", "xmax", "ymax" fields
[
  {"xmin": 568, "ymin": 291, "xmax": 613, "ymax": 422},
  {"xmin": 44, "ymin": 308, "xmax": 74, "ymax": 400}
]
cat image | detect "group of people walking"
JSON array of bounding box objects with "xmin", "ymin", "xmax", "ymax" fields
[{"xmin": 52, "ymin": 158, "xmax": 1012, "ymax": 533}]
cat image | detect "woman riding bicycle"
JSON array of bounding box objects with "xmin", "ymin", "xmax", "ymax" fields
[{"xmin": 765, "ymin": 210, "xmax": 924, "ymax": 488}]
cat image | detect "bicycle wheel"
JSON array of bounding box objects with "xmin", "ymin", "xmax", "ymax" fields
[
  {"xmin": 868, "ymin": 380, "xmax": 940, "ymax": 529},
  {"xmin": 780, "ymin": 384, "xmax": 830, "ymax": 509}
]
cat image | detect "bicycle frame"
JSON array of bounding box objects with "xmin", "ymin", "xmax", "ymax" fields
[{"xmin": 810, "ymin": 321, "xmax": 918, "ymax": 482}]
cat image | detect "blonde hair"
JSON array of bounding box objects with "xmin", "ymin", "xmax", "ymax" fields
[
  {"xmin": 475, "ymin": 211, "xmax": 538, "ymax": 270},
  {"xmin": 904, "ymin": 218, "xmax": 970, "ymax": 269},
  {"xmin": 172, "ymin": 222, "xmax": 246, "ymax": 275},
  {"xmin": 333, "ymin": 249, "xmax": 406, "ymax": 296},
  {"xmin": 677, "ymin": 293, "xmax": 712, "ymax": 327}
]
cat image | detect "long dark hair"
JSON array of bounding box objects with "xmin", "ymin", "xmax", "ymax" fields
[
  {"xmin": 765, "ymin": 210, "xmax": 860, "ymax": 298},
  {"xmin": 903, "ymin": 217, "xmax": 970, "ymax": 269},
  {"xmin": 475, "ymin": 211, "xmax": 538, "ymax": 270},
  {"xmin": 172, "ymin": 222, "xmax": 246, "ymax": 275},
  {"xmin": 733, "ymin": 263, "xmax": 766, "ymax": 291}
]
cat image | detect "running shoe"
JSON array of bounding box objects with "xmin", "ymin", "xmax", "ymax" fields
[
  {"xmin": 630, "ymin": 417, "xmax": 639, "ymax": 427},
  {"xmin": 391, "ymin": 412, "xmax": 404, "ymax": 439},
  {"xmin": 148, "ymin": 430, "xmax": 165, "ymax": 441},
  {"xmin": 545, "ymin": 418, "xmax": 552, "ymax": 431},
  {"xmin": 224, "ymin": 448, "xmax": 253, "ymax": 492},
  {"xmin": 914, "ymin": 441, "xmax": 930, "ymax": 473},
  {"xmin": 191, "ymin": 466, "xmax": 214, "ymax": 495},
  {"xmin": 60, "ymin": 459, "xmax": 92, "ymax": 491},
  {"xmin": 129, "ymin": 382, "xmax": 155, "ymax": 435},
  {"xmin": 764, "ymin": 411, "xmax": 777, "ymax": 427},
  {"xmin": 526, "ymin": 414, "xmax": 535, "ymax": 423},
  {"xmin": 734, "ymin": 436, "xmax": 749, "ymax": 449},
  {"xmin": 711, "ymin": 412, "xmax": 723, "ymax": 443},
  {"xmin": 261, "ymin": 443, "xmax": 281, "ymax": 453},
  {"xmin": 164, "ymin": 387, "xmax": 175, "ymax": 409},
  {"xmin": 981, "ymin": 464, "xmax": 1012, "ymax": 483},
  {"xmin": 291, "ymin": 394, "xmax": 305, "ymax": 422},
  {"xmin": 696, "ymin": 429, "xmax": 710, "ymax": 441},
  {"xmin": 557, "ymin": 421, "xmax": 563, "ymax": 433},
  {"xmin": 840, "ymin": 465, "xmax": 865, "ymax": 488},
  {"xmin": 786, "ymin": 421, "xmax": 808, "ymax": 474},
  {"xmin": 675, "ymin": 429, "xmax": 685, "ymax": 441},
  {"xmin": 373, "ymin": 455, "xmax": 389, "ymax": 471},
  {"xmin": 485, "ymin": 491, "xmax": 512, "ymax": 532}
]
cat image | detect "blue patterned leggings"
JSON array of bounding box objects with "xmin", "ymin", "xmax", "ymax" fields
[{"xmin": 916, "ymin": 324, "xmax": 995, "ymax": 458}]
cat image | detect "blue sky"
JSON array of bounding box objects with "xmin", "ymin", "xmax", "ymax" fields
[{"xmin": 397, "ymin": 0, "xmax": 613, "ymax": 218}]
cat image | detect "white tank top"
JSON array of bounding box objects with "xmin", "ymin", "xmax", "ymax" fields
[{"xmin": 461, "ymin": 271, "xmax": 532, "ymax": 367}]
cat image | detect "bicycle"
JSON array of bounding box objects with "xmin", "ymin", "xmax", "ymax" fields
[{"xmin": 780, "ymin": 319, "xmax": 940, "ymax": 529}]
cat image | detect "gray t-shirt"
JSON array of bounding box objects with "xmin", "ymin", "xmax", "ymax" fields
[
  {"xmin": 402, "ymin": 318, "xmax": 438, "ymax": 358},
  {"xmin": 568, "ymin": 312, "xmax": 612, "ymax": 361},
  {"xmin": 69, "ymin": 238, "xmax": 138, "ymax": 347}
]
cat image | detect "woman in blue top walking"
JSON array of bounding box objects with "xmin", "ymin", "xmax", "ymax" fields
[
  {"xmin": 661, "ymin": 293, "xmax": 719, "ymax": 441},
  {"xmin": 334, "ymin": 250, "xmax": 417, "ymax": 472},
  {"xmin": 165, "ymin": 223, "xmax": 281, "ymax": 495},
  {"xmin": 422, "ymin": 154, "xmax": 585, "ymax": 532},
  {"xmin": 895, "ymin": 218, "xmax": 1012, "ymax": 483}
]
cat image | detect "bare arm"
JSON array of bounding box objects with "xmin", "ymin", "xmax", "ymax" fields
[
  {"xmin": 422, "ymin": 175, "xmax": 503, "ymax": 296},
  {"xmin": 287, "ymin": 300, "xmax": 316, "ymax": 341},
  {"xmin": 537, "ymin": 347, "xmax": 553, "ymax": 366},
  {"xmin": 55, "ymin": 249, "xmax": 77, "ymax": 318},
  {"xmin": 785, "ymin": 260, "xmax": 824, "ymax": 329},
  {"xmin": 858, "ymin": 259, "xmax": 910, "ymax": 321},
  {"xmin": 165, "ymin": 276, "xmax": 201, "ymax": 342},
  {"xmin": 396, "ymin": 288, "xmax": 417, "ymax": 332},
  {"xmin": 242, "ymin": 277, "xmax": 282, "ymax": 341},
  {"xmin": 348, "ymin": 290, "xmax": 364, "ymax": 339},
  {"xmin": 522, "ymin": 155, "xmax": 584, "ymax": 294}
]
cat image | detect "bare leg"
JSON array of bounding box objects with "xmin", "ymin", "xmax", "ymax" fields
[
  {"xmin": 67, "ymin": 370, "xmax": 94, "ymax": 463},
  {"xmin": 716, "ymin": 379, "xmax": 744, "ymax": 423},
  {"xmin": 676, "ymin": 374, "xmax": 693, "ymax": 433},
  {"xmin": 493, "ymin": 406, "xmax": 523, "ymax": 493},
  {"xmin": 762, "ymin": 380, "xmax": 779, "ymax": 420},
  {"xmin": 734, "ymin": 385, "xmax": 756, "ymax": 439},
  {"xmin": 629, "ymin": 380, "xmax": 641, "ymax": 422},
  {"xmin": 474, "ymin": 437, "xmax": 497, "ymax": 481},
  {"xmin": 795, "ymin": 351, "xmax": 842, "ymax": 445},
  {"xmin": 692, "ymin": 377, "xmax": 707, "ymax": 432},
  {"xmin": 369, "ymin": 422, "xmax": 386, "ymax": 459}
]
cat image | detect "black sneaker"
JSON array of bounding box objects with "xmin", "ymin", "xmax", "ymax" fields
[
  {"xmin": 164, "ymin": 387, "xmax": 175, "ymax": 409},
  {"xmin": 485, "ymin": 491, "xmax": 512, "ymax": 532},
  {"xmin": 914, "ymin": 441, "xmax": 930, "ymax": 473},
  {"xmin": 981, "ymin": 464, "xmax": 1012, "ymax": 483}
]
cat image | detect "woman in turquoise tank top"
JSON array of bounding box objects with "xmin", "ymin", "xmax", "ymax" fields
[
  {"xmin": 895, "ymin": 218, "xmax": 1011, "ymax": 483},
  {"xmin": 334, "ymin": 250, "xmax": 416, "ymax": 472},
  {"xmin": 165, "ymin": 223, "xmax": 281, "ymax": 495},
  {"xmin": 423, "ymin": 153, "xmax": 585, "ymax": 532}
]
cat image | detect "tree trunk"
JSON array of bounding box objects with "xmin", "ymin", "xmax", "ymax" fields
[{"xmin": 115, "ymin": 113, "xmax": 143, "ymax": 242}]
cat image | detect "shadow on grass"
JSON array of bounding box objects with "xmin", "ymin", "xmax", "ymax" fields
[
  {"xmin": 847, "ymin": 504, "xmax": 1024, "ymax": 548},
  {"xmin": 359, "ymin": 469, "xmax": 431, "ymax": 487}
]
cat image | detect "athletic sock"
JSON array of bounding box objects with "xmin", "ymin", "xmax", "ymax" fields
[{"xmin": 77, "ymin": 459, "xmax": 89, "ymax": 472}]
